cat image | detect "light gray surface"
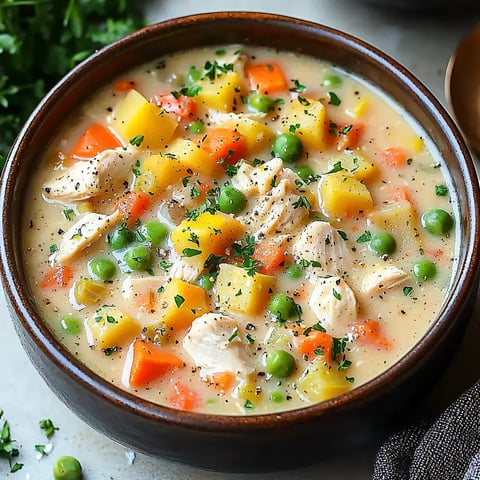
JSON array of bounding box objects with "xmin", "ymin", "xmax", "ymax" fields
[{"xmin": 2, "ymin": 1, "xmax": 480, "ymax": 478}]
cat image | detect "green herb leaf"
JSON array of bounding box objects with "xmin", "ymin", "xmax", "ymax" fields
[
  {"xmin": 356, "ymin": 230, "xmax": 372, "ymax": 243},
  {"xmin": 174, "ymin": 294, "xmax": 185, "ymax": 308},
  {"xmin": 435, "ymin": 184, "xmax": 449, "ymax": 196},
  {"xmin": 182, "ymin": 247, "xmax": 202, "ymax": 257},
  {"xmin": 228, "ymin": 327, "xmax": 239, "ymax": 342},
  {"xmin": 39, "ymin": 418, "xmax": 58, "ymax": 439},
  {"xmin": 328, "ymin": 91, "xmax": 341, "ymax": 106},
  {"xmin": 129, "ymin": 134, "xmax": 144, "ymax": 147}
]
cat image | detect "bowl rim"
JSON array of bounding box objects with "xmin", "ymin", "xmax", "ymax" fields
[{"xmin": 1, "ymin": 11, "xmax": 479, "ymax": 431}]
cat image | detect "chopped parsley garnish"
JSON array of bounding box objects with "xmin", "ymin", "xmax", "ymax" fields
[
  {"xmin": 328, "ymin": 91, "xmax": 341, "ymax": 106},
  {"xmin": 435, "ymin": 184, "xmax": 449, "ymax": 196},
  {"xmin": 132, "ymin": 159, "xmax": 141, "ymax": 176},
  {"xmin": 0, "ymin": 410, "xmax": 23, "ymax": 473},
  {"xmin": 225, "ymin": 163, "xmax": 240, "ymax": 177},
  {"xmin": 332, "ymin": 288, "xmax": 341, "ymax": 300},
  {"xmin": 297, "ymin": 96, "xmax": 311, "ymax": 106},
  {"xmin": 231, "ymin": 235, "xmax": 261, "ymax": 276},
  {"xmin": 290, "ymin": 78, "xmax": 306, "ymax": 93},
  {"xmin": 244, "ymin": 399, "xmax": 254, "ymax": 409},
  {"xmin": 34, "ymin": 444, "xmax": 49, "ymax": 457},
  {"xmin": 356, "ymin": 230, "xmax": 372, "ymax": 243},
  {"xmin": 289, "ymin": 123, "xmax": 301, "ymax": 133},
  {"xmin": 201, "ymin": 59, "xmax": 234, "ymax": 81},
  {"xmin": 49, "ymin": 244, "xmax": 58, "ymax": 254},
  {"xmin": 246, "ymin": 333, "xmax": 255, "ymax": 344},
  {"xmin": 104, "ymin": 345, "xmax": 118, "ymax": 356},
  {"xmin": 160, "ymin": 260, "xmax": 173, "ymax": 271},
  {"xmin": 182, "ymin": 247, "xmax": 202, "ymax": 257},
  {"xmin": 174, "ymin": 294, "xmax": 185, "ymax": 308},
  {"xmin": 228, "ymin": 327, "xmax": 239, "ymax": 342},
  {"xmin": 403, "ymin": 286, "xmax": 413, "ymax": 297},
  {"xmin": 292, "ymin": 195, "xmax": 311, "ymax": 210},
  {"xmin": 182, "ymin": 176, "xmax": 191, "ymax": 187},
  {"xmin": 39, "ymin": 418, "xmax": 58, "ymax": 439},
  {"xmin": 106, "ymin": 315, "xmax": 117, "ymax": 324},
  {"xmin": 338, "ymin": 230, "xmax": 348, "ymax": 241},
  {"xmin": 62, "ymin": 209, "xmax": 74, "ymax": 221},
  {"xmin": 129, "ymin": 134, "xmax": 144, "ymax": 147},
  {"xmin": 324, "ymin": 161, "xmax": 344, "ymax": 174},
  {"xmin": 178, "ymin": 84, "xmax": 202, "ymax": 97},
  {"xmin": 188, "ymin": 232, "xmax": 200, "ymax": 246}
]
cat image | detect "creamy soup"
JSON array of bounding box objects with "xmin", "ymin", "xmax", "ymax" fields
[{"xmin": 23, "ymin": 45, "xmax": 456, "ymax": 415}]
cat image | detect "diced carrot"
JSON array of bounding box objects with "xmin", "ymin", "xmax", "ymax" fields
[
  {"xmin": 169, "ymin": 382, "xmax": 199, "ymax": 411},
  {"xmin": 129, "ymin": 340, "xmax": 184, "ymax": 387},
  {"xmin": 335, "ymin": 123, "xmax": 364, "ymax": 151},
  {"xmin": 388, "ymin": 185, "xmax": 413, "ymax": 203},
  {"xmin": 380, "ymin": 147, "xmax": 408, "ymax": 169},
  {"xmin": 297, "ymin": 329, "xmax": 333, "ymax": 362},
  {"xmin": 252, "ymin": 242, "xmax": 286, "ymax": 275},
  {"xmin": 207, "ymin": 371, "xmax": 235, "ymax": 394},
  {"xmin": 152, "ymin": 92, "xmax": 197, "ymax": 122},
  {"xmin": 196, "ymin": 128, "xmax": 247, "ymax": 165},
  {"xmin": 351, "ymin": 319, "xmax": 392, "ymax": 350},
  {"xmin": 40, "ymin": 265, "xmax": 73, "ymax": 289},
  {"xmin": 113, "ymin": 79, "xmax": 137, "ymax": 93},
  {"xmin": 116, "ymin": 191, "xmax": 150, "ymax": 226},
  {"xmin": 245, "ymin": 62, "xmax": 288, "ymax": 94},
  {"xmin": 70, "ymin": 123, "xmax": 122, "ymax": 159}
]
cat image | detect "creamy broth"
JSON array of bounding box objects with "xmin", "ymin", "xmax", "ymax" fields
[{"xmin": 23, "ymin": 46, "xmax": 456, "ymax": 414}]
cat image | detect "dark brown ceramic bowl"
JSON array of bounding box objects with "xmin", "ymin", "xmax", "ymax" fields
[{"xmin": 1, "ymin": 12, "xmax": 479, "ymax": 473}]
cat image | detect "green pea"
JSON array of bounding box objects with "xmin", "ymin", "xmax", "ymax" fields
[
  {"xmin": 322, "ymin": 74, "xmax": 342, "ymax": 88},
  {"xmin": 247, "ymin": 93, "xmax": 275, "ymax": 113},
  {"xmin": 293, "ymin": 165, "xmax": 315, "ymax": 183},
  {"xmin": 124, "ymin": 245, "xmax": 152, "ymax": 271},
  {"xmin": 272, "ymin": 133, "xmax": 303, "ymax": 163},
  {"xmin": 270, "ymin": 390, "xmax": 285, "ymax": 403},
  {"xmin": 186, "ymin": 66, "xmax": 201, "ymax": 84},
  {"xmin": 421, "ymin": 208, "xmax": 454, "ymax": 236},
  {"xmin": 188, "ymin": 119, "xmax": 204, "ymax": 135},
  {"xmin": 218, "ymin": 185, "xmax": 247, "ymax": 214},
  {"xmin": 413, "ymin": 259, "xmax": 437, "ymax": 282},
  {"xmin": 197, "ymin": 274, "xmax": 215, "ymax": 291},
  {"xmin": 88, "ymin": 258, "xmax": 117, "ymax": 281},
  {"xmin": 369, "ymin": 232, "xmax": 396, "ymax": 257},
  {"xmin": 108, "ymin": 225, "xmax": 135, "ymax": 250},
  {"xmin": 60, "ymin": 314, "xmax": 82, "ymax": 336},
  {"xmin": 265, "ymin": 350, "xmax": 296, "ymax": 378},
  {"xmin": 268, "ymin": 293, "xmax": 298, "ymax": 321},
  {"xmin": 284, "ymin": 264, "xmax": 304, "ymax": 280},
  {"xmin": 53, "ymin": 456, "xmax": 82, "ymax": 480},
  {"xmin": 137, "ymin": 221, "xmax": 168, "ymax": 247}
]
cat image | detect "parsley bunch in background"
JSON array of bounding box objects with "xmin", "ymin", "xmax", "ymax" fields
[{"xmin": 0, "ymin": 0, "xmax": 146, "ymax": 166}]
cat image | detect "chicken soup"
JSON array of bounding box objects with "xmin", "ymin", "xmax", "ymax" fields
[{"xmin": 23, "ymin": 45, "xmax": 456, "ymax": 414}]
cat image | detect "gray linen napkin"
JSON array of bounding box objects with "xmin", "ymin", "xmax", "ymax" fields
[{"xmin": 373, "ymin": 381, "xmax": 480, "ymax": 479}]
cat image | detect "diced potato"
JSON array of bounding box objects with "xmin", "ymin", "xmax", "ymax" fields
[
  {"xmin": 216, "ymin": 263, "xmax": 275, "ymax": 315},
  {"xmin": 296, "ymin": 358, "xmax": 351, "ymax": 403},
  {"xmin": 171, "ymin": 212, "xmax": 245, "ymax": 266},
  {"xmin": 196, "ymin": 71, "xmax": 244, "ymax": 112},
  {"xmin": 368, "ymin": 200, "xmax": 422, "ymax": 254},
  {"xmin": 139, "ymin": 154, "xmax": 187, "ymax": 195},
  {"xmin": 112, "ymin": 89, "xmax": 178, "ymax": 149},
  {"xmin": 218, "ymin": 117, "xmax": 275, "ymax": 154},
  {"xmin": 237, "ymin": 377, "xmax": 261, "ymax": 404},
  {"xmin": 319, "ymin": 171, "xmax": 373, "ymax": 219},
  {"xmin": 346, "ymin": 97, "xmax": 369, "ymax": 119},
  {"xmin": 330, "ymin": 152, "xmax": 379, "ymax": 184},
  {"xmin": 166, "ymin": 138, "xmax": 223, "ymax": 177},
  {"xmin": 74, "ymin": 278, "xmax": 108, "ymax": 306},
  {"xmin": 158, "ymin": 278, "xmax": 209, "ymax": 331},
  {"xmin": 280, "ymin": 96, "xmax": 327, "ymax": 151},
  {"xmin": 86, "ymin": 306, "xmax": 140, "ymax": 349}
]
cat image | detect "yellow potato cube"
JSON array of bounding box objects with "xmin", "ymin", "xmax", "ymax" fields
[
  {"xmin": 218, "ymin": 117, "xmax": 275, "ymax": 155},
  {"xmin": 140, "ymin": 154, "xmax": 188, "ymax": 195},
  {"xmin": 296, "ymin": 358, "xmax": 352, "ymax": 403},
  {"xmin": 196, "ymin": 71, "xmax": 244, "ymax": 112},
  {"xmin": 280, "ymin": 96, "xmax": 327, "ymax": 151},
  {"xmin": 171, "ymin": 212, "xmax": 245, "ymax": 266},
  {"xmin": 158, "ymin": 278, "xmax": 209, "ymax": 331},
  {"xmin": 215, "ymin": 263, "xmax": 275, "ymax": 315},
  {"xmin": 86, "ymin": 306, "xmax": 140, "ymax": 349},
  {"xmin": 368, "ymin": 200, "xmax": 422, "ymax": 254},
  {"xmin": 112, "ymin": 89, "xmax": 178, "ymax": 149},
  {"xmin": 166, "ymin": 138, "xmax": 223, "ymax": 178},
  {"xmin": 329, "ymin": 152, "xmax": 379, "ymax": 183},
  {"xmin": 319, "ymin": 171, "xmax": 373, "ymax": 219}
]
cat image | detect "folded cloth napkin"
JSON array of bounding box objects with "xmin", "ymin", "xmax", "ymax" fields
[{"xmin": 373, "ymin": 381, "xmax": 480, "ymax": 479}]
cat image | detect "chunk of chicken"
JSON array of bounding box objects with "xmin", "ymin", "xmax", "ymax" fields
[
  {"xmin": 168, "ymin": 255, "xmax": 202, "ymax": 283},
  {"xmin": 183, "ymin": 313, "xmax": 254, "ymax": 379},
  {"xmin": 232, "ymin": 157, "xmax": 284, "ymax": 197},
  {"xmin": 121, "ymin": 276, "xmax": 166, "ymax": 323},
  {"xmin": 53, "ymin": 211, "xmax": 121, "ymax": 265},
  {"xmin": 308, "ymin": 276, "xmax": 357, "ymax": 336},
  {"xmin": 42, "ymin": 147, "xmax": 138, "ymax": 203},
  {"xmin": 293, "ymin": 221, "xmax": 350, "ymax": 278},
  {"xmin": 361, "ymin": 266, "xmax": 409, "ymax": 294},
  {"xmin": 239, "ymin": 178, "xmax": 309, "ymax": 240}
]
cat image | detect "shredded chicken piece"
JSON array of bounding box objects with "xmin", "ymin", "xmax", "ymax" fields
[
  {"xmin": 168, "ymin": 256, "xmax": 202, "ymax": 283},
  {"xmin": 53, "ymin": 211, "xmax": 121, "ymax": 265},
  {"xmin": 293, "ymin": 221, "xmax": 350, "ymax": 278},
  {"xmin": 308, "ymin": 276, "xmax": 358, "ymax": 336},
  {"xmin": 121, "ymin": 276, "xmax": 166, "ymax": 323},
  {"xmin": 361, "ymin": 266, "xmax": 409, "ymax": 294},
  {"xmin": 232, "ymin": 157, "xmax": 284, "ymax": 197},
  {"xmin": 42, "ymin": 147, "xmax": 137, "ymax": 203},
  {"xmin": 183, "ymin": 313, "xmax": 253, "ymax": 379}
]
